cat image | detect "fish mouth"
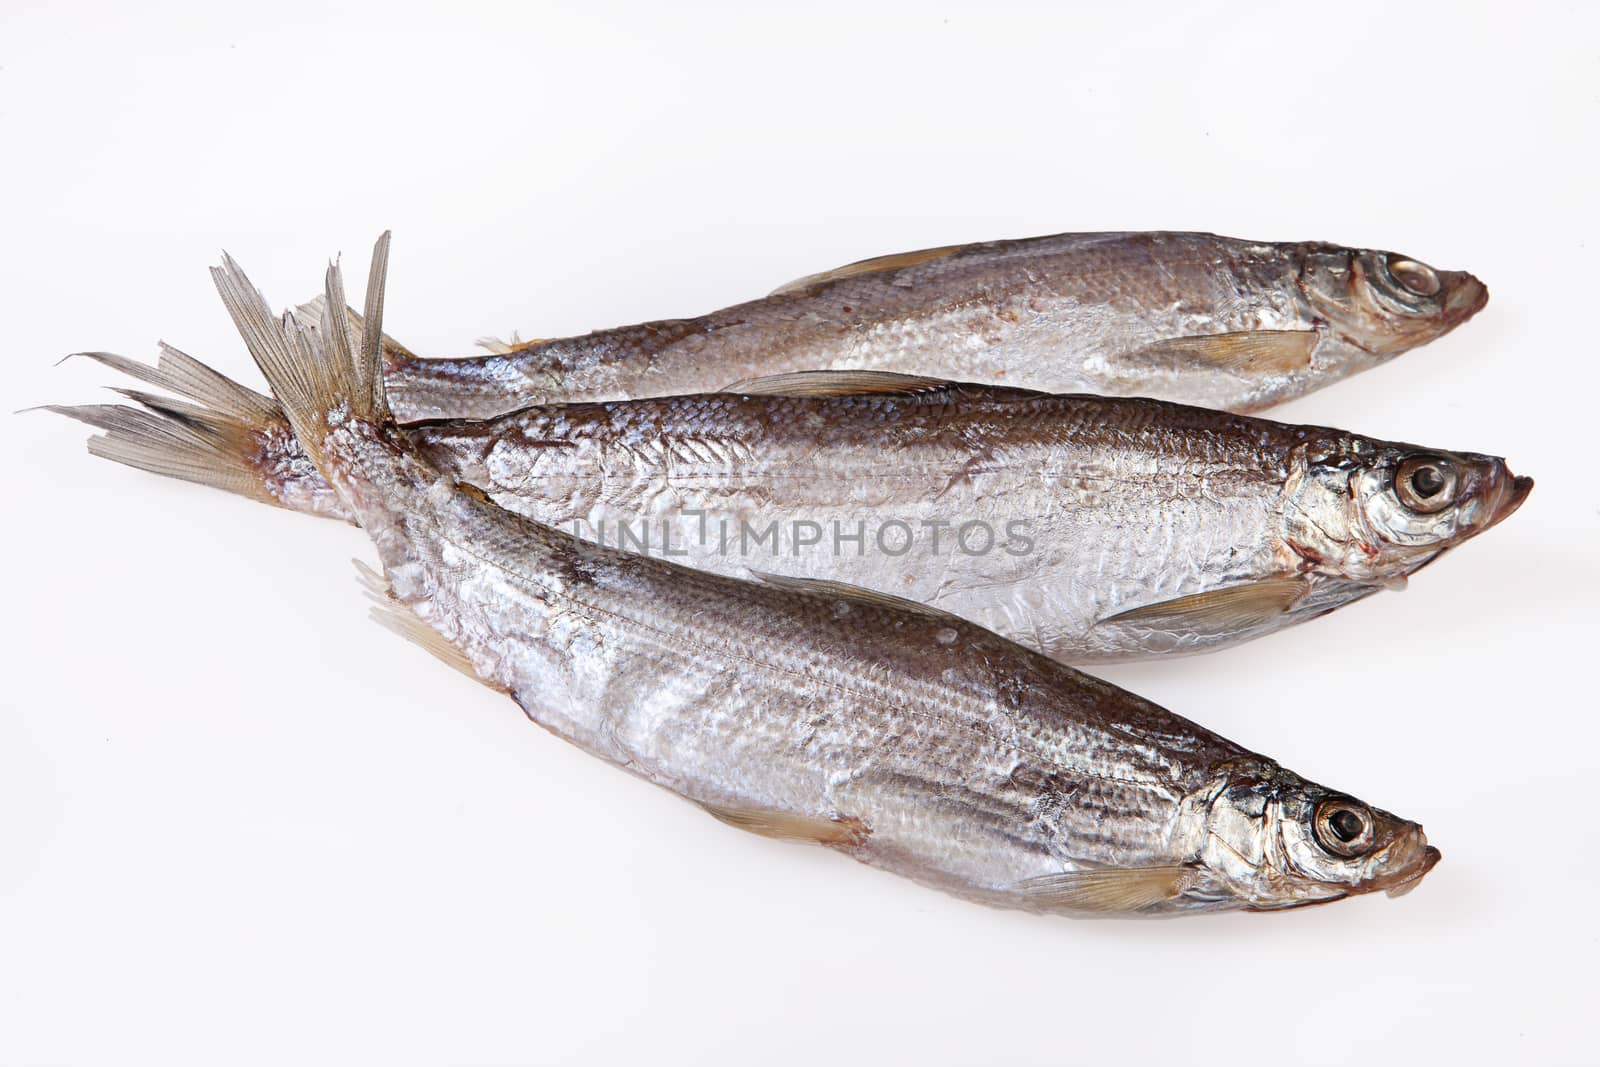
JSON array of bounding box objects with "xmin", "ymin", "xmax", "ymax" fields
[
  {"xmin": 1458, "ymin": 459, "xmax": 1534, "ymax": 532},
  {"xmin": 1385, "ymin": 845, "xmax": 1443, "ymax": 898},
  {"xmin": 1485, "ymin": 468, "xmax": 1535, "ymax": 527},
  {"xmin": 1502, "ymin": 474, "xmax": 1535, "ymax": 518},
  {"xmin": 1439, "ymin": 270, "xmax": 1489, "ymax": 330}
]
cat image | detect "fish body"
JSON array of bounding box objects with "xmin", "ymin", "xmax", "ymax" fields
[
  {"xmin": 61, "ymin": 361, "xmax": 1531, "ymax": 664},
  {"xmin": 409, "ymin": 383, "xmax": 1529, "ymax": 662},
  {"xmin": 206, "ymin": 236, "xmax": 1441, "ymax": 915},
  {"xmin": 369, "ymin": 231, "xmax": 1488, "ymax": 419}
]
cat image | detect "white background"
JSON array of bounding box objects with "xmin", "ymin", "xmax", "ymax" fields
[{"xmin": 3, "ymin": 2, "xmax": 1595, "ymax": 1064}]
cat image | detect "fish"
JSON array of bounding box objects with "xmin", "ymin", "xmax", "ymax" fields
[
  {"xmin": 316, "ymin": 230, "xmax": 1488, "ymax": 420},
  {"xmin": 54, "ymin": 356, "xmax": 1531, "ymax": 665},
  {"xmin": 182, "ymin": 232, "xmax": 1441, "ymax": 915}
]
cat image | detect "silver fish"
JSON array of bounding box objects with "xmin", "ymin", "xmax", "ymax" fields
[
  {"xmin": 191, "ymin": 234, "xmax": 1441, "ymax": 915},
  {"xmin": 333, "ymin": 230, "xmax": 1488, "ymax": 420},
  {"xmin": 56, "ymin": 356, "xmax": 1530, "ymax": 664}
]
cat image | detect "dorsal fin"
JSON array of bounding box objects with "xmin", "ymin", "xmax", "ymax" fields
[
  {"xmin": 723, "ymin": 369, "xmax": 957, "ymax": 398},
  {"xmin": 475, "ymin": 332, "xmax": 546, "ymax": 355},
  {"xmin": 749, "ymin": 571, "xmax": 954, "ymax": 622},
  {"xmin": 770, "ymin": 244, "xmax": 966, "ymax": 296}
]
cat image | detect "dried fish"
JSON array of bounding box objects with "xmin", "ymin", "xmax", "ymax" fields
[
  {"xmin": 190, "ymin": 235, "xmax": 1441, "ymax": 915},
  {"xmin": 328, "ymin": 231, "xmax": 1487, "ymax": 419},
  {"xmin": 56, "ymin": 353, "xmax": 1530, "ymax": 663}
]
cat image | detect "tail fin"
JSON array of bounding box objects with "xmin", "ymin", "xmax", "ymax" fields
[
  {"xmin": 212, "ymin": 233, "xmax": 395, "ymax": 469},
  {"xmin": 44, "ymin": 348, "xmax": 348, "ymax": 517},
  {"xmin": 291, "ymin": 290, "xmax": 419, "ymax": 373},
  {"xmin": 44, "ymin": 398, "xmax": 282, "ymax": 506},
  {"xmin": 78, "ymin": 344, "xmax": 283, "ymax": 426},
  {"xmin": 48, "ymin": 346, "xmax": 286, "ymax": 507}
]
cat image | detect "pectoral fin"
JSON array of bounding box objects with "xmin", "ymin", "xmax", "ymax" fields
[
  {"xmin": 1016, "ymin": 865, "xmax": 1198, "ymax": 912},
  {"xmin": 1096, "ymin": 577, "xmax": 1309, "ymax": 637},
  {"xmin": 1127, "ymin": 330, "xmax": 1319, "ymax": 376},
  {"xmin": 769, "ymin": 244, "xmax": 965, "ymax": 296},
  {"xmin": 700, "ymin": 802, "xmax": 871, "ymax": 848}
]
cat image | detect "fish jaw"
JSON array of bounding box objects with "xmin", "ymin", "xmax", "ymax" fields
[
  {"xmin": 1438, "ymin": 269, "xmax": 1490, "ymax": 333},
  {"xmin": 1491, "ymin": 471, "xmax": 1535, "ymax": 525},
  {"xmin": 1324, "ymin": 809, "xmax": 1441, "ymax": 903},
  {"xmin": 1351, "ymin": 825, "xmax": 1442, "ymax": 900},
  {"xmin": 1386, "ymin": 846, "xmax": 1443, "ymax": 898},
  {"xmin": 1450, "ymin": 458, "xmax": 1534, "ymax": 537}
]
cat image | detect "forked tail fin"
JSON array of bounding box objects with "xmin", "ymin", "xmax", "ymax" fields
[
  {"xmin": 291, "ymin": 292, "xmax": 421, "ymax": 373},
  {"xmin": 214, "ymin": 235, "xmax": 513, "ymax": 688},
  {"xmin": 44, "ymin": 397, "xmax": 281, "ymax": 506},
  {"xmin": 211, "ymin": 233, "xmax": 396, "ymax": 472},
  {"xmin": 43, "ymin": 347, "xmax": 348, "ymax": 518}
]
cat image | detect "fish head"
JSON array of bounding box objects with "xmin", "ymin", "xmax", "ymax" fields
[
  {"xmin": 1297, "ymin": 246, "xmax": 1488, "ymax": 358},
  {"xmin": 1284, "ymin": 436, "xmax": 1533, "ymax": 581},
  {"xmin": 1197, "ymin": 771, "xmax": 1441, "ymax": 909}
]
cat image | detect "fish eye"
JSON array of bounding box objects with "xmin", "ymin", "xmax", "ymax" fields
[
  {"xmin": 1387, "ymin": 256, "xmax": 1442, "ymax": 298},
  {"xmin": 1395, "ymin": 456, "xmax": 1458, "ymax": 513},
  {"xmin": 1314, "ymin": 800, "xmax": 1375, "ymax": 857}
]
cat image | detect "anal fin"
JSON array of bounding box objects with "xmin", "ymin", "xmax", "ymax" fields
[
  {"xmin": 700, "ymin": 801, "xmax": 871, "ymax": 848},
  {"xmin": 356, "ymin": 560, "xmax": 507, "ymax": 692}
]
